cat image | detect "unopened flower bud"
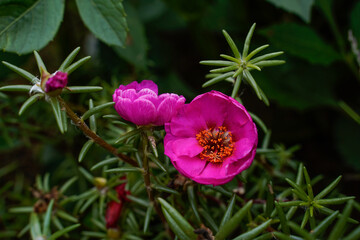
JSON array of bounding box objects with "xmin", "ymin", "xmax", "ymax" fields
[
  {"xmin": 94, "ymin": 177, "xmax": 107, "ymax": 189},
  {"xmin": 44, "ymin": 71, "xmax": 68, "ymax": 95},
  {"xmin": 107, "ymin": 228, "xmax": 121, "ymax": 239}
]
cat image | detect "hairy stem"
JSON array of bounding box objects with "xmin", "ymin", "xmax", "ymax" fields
[{"xmin": 57, "ymin": 96, "xmax": 138, "ymax": 167}]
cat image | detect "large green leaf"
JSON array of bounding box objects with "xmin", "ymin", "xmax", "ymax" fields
[
  {"xmin": 114, "ymin": 3, "xmax": 148, "ymax": 70},
  {"xmin": 260, "ymin": 23, "xmax": 341, "ymax": 65},
  {"xmin": 350, "ymin": 1, "xmax": 360, "ymax": 41},
  {"xmin": 266, "ymin": 0, "xmax": 314, "ymax": 23},
  {"xmin": 76, "ymin": 0, "xmax": 128, "ymax": 47},
  {"xmin": 0, "ymin": 0, "xmax": 65, "ymax": 54}
]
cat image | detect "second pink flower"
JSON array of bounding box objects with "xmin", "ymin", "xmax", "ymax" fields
[{"xmin": 113, "ymin": 80, "xmax": 185, "ymax": 126}]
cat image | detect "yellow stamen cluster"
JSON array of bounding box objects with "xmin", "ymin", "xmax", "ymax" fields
[{"xmin": 196, "ymin": 126, "xmax": 234, "ymax": 163}]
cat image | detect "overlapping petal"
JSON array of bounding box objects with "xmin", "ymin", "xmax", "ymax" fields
[{"xmin": 113, "ymin": 80, "xmax": 185, "ymax": 126}]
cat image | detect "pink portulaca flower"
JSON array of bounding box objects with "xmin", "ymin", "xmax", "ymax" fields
[
  {"xmin": 113, "ymin": 80, "xmax": 185, "ymax": 126},
  {"xmin": 44, "ymin": 71, "xmax": 68, "ymax": 93},
  {"xmin": 164, "ymin": 91, "xmax": 258, "ymax": 185}
]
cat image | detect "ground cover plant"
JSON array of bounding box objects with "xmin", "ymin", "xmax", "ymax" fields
[{"xmin": 0, "ymin": 0, "xmax": 360, "ymax": 239}]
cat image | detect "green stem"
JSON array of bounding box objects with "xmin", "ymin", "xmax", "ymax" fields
[
  {"xmin": 57, "ymin": 96, "xmax": 138, "ymax": 167},
  {"xmin": 141, "ymin": 132, "xmax": 169, "ymax": 235}
]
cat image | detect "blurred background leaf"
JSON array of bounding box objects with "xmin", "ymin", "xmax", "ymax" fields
[
  {"xmin": 75, "ymin": 0, "xmax": 128, "ymax": 48},
  {"xmin": 0, "ymin": 0, "xmax": 65, "ymax": 54},
  {"xmin": 260, "ymin": 23, "xmax": 341, "ymax": 65},
  {"xmin": 266, "ymin": 0, "xmax": 315, "ymax": 23}
]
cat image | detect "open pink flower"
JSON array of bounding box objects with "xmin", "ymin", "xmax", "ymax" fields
[
  {"xmin": 164, "ymin": 91, "xmax": 258, "ymax": 185},
  {"xmin": 113, "ymin": 80, "xmax": 185, "ymax": 126}
]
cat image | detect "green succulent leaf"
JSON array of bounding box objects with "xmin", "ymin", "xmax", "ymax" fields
[
  {"xmin": 2, "ymin": 61, "xmax": 38, "ymax": 84},
  {"xmin": 243, "ymin": 70, "xmax": 262, "ymax": 100},
  {"xmin": 115, "ymin": 128, "xmax": 142, "ymax": 144},
  {"xmin": 202, "ymin": 72, "xmax": 234, "ymax": 88},
  {"xmin": 249, "ymin": 51, "xmax": 284, "ymax": 64},
  {"xmin": 90, "ymin": 157, "xmax": 118, "ymax": 171},
  {"xmin": 59, "ymin": 176, "xmax": 78, "ymax": 194},
  {"xmin": 200, "ymin": 60, "xmax": 235, "ymax": 66},
  {"xmin": 153, "ymin": 184, "xmax": 180, "ymax": 195},
  {"xmin": 82, "ymin": 102, "xmax": 115, "ymax": 121},
  {"xmin": 233, "ymin": 219, "xmax": 272, "ymax": 240},
  {"xmin": 311, "ymin": 211, "xmax": 339, "ymax": 237},
  {"xmin": 0, "ymin": 85, "xmax": 32, "ymax": 92},
  {"xmin": 43, "ymin": 199, "xmax": 54, "ymax": 237},
  {"xmin": 316, "ymin": 196, "xmax": 355, "ymax": 205},
  {"xmin": 33, "ymin": 51, "xmax": 47, "ymax": 73},
  {"xmin": 158, "ymin": 198, "xmax": 197, "ymax": 240},
  {"xmin": 30, "ymin": 213, "xmax": 42, "ymax": 239},
  {"xmin": 222, "ymin": 30, "xmax": 241, "ymax": 59},
  {"xmin": 47, "ymin": 224, "xmax": 81, "ymax": 240},
  {"xmin": 78, "ymin": 167, "xmax": 94, "ymax": 184},
  {"xmin": 105, "ymin": 167, "xmax": 142, "ymax": 173},
  {"xmin": 62, "ymin": 86, "xmax": 103, "ymax": 94},
  {"xmin": 314, "ymin": 176, "xmax": 342, "ymax": 200},
  {"xmin": 216, "ymin": 200, "xmax": 253, "ymax": 240},
  {"xmin": 143, "ymin": 205, "xmax": 153, "ymax": 233},
  {"xmin": 9, "ymin": 206, "xmax": 33, "ymax": 213},
  {"xmin": 329, "ymin": 200, "xmax": 354, "ymax": 240},
  {"xmin": 199, "ymin": 208, "xmax": 219, "ymax": 232},
  {"xmin": 187, "ymin": 185, "xmax": 201, "ymax": 224},
  {"xmin": 49, "ymin": 97, "xmax": 65, "ymax": 134},
  {"xmin": 19, "ymin": 94, "xmax": 43, "ymax": 116},
  {"xmin": 243, "ymin": 23, "xmax": 256, "ymax": 58},
  {"xmin": 219, "ymin": 194, "xmax": 237, "ymax": 229},
  {"xmin": 64, "ymin": 56, "xmax": 91, "ymax": 75},
  {"xmin": 78, "ymin": 140, "xmax": 94, "ymax": 163},
  {"xmin": 288, "ymin": 221, "xmax": 315, "ymax": 240},
  {"xmin": 275, "ymin": 202, "xmax": 290, "ymax": 235},
  {"xmin": 343, "ymin": 225, "xmax": 360, "ymax": 240},
  {"xmin": 58, "ymin": 47, "xmax": 80, "ymax": 72}
]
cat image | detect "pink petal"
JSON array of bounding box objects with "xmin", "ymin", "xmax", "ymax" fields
[
  {"xmin": 227, "ymin": 135, "xmax": 257, "ymax": 161},
  {"xmin": 172, "ymin": 155, "xmax": 207, "ymax": 178},
  {"xmin": 189, "ymin": 92, "xmax": 228, "ymax": 128},
  {"xmin": 138, "ymin": 80, "xmax": 158, "ymax": 94},
  {"xmin": 222, "ymin": 105, "xmax": 252, "ymax": 138},
  {"xmin": 129, "ymin": 98, "xmax": 156, "ymax": 125},
  {"xmin": 121, "ymin": 89, "xmax": 137, "ymax": 101},
  {"xmin": 155, "ymin": 96, "xmax": 178, "ymax": 124},
  {"xmin": 114, "ymin": 98, "xmax": 132, "ymax": 122},
  {"xmin": 171, "ymin": 138, "xmax": 203, "ymax": 157},
  {"xmin": 137, "ymin": 88, "xmax": 157, "ymax": 98},
  {"xmin": 169, "ymin": 107, "xmax": 207, "ymax": 137},
  {"xmin": 193, "ymin": 174, "xmax": 234, "ymax": 186},
  {"xmin": 226, "ymin": 147, "xmax": 256, "ymax": 176},
  {"xmin": 230, "ymin": 121, "xmax": 257, "ymax": 143}
]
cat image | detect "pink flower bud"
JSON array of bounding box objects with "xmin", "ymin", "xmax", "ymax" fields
[
  {"xmin": 113, "ymin": 80, "xmax": 185, "ymax": 126},
  {"xmin": 45, "ymin": 71, "xmax": 68, "ymax": 93},
  {"xmin": 105, "ymin": 180, "xmax": 130, "ymax": 229}
]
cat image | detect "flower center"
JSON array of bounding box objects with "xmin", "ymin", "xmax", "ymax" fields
[{"xmin": 196, "ymin": 126, "xmax": 234, "ymax": 163}]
